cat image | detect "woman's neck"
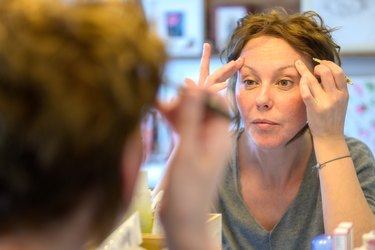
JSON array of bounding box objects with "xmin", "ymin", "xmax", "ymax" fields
[{"xmin": 238, "ymin": 129, "xmax": 313, "ymax": 187}]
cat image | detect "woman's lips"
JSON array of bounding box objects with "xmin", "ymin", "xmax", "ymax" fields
[{"xmin": 252, "ymin": 119, "xmax": 279, "ymax": 129}]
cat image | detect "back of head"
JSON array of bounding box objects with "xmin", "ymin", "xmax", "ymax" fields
[{"xmin": 0, "ymin": 0, "xmax": 166, "ymax": 242}]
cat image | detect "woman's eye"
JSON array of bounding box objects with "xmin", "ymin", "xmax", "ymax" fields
[
  {"xmin": 276, "ymin": 79, "xmax": 293, "ymax": 89},
  {"xmin": 243, "ymin": 79, "xmax": 258, "ymax": 89}
]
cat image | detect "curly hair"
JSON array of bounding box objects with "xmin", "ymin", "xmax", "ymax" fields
[
  {"xmin": 222, "ymin": 8, "xmax": 341, "ymax": 130},
  {"xmin": 0, "ymin": 0, "xmax": 166, "ymax": 242}
]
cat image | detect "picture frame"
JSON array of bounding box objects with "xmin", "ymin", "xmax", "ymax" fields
[
  {"xmin": 142, "ymin": 0, "xmax": 205, "ymax": 58},
  {"xmin": 209, "ymin": 4, "xmax": 255, "ymax": 53},
  {"xmin": 301, "ymin": 0, "xmax": 375, "ymax": 55}
]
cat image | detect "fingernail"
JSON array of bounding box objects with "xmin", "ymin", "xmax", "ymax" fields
[
  {"xmin": 235, "ymin": 57, "xmax": 243, "ymax": 63},
  {"xmin": 202, "ymin": 43, "xmax": 207, "ymax": 55},
  {"xmin": 295, "ymin": 60, "xmax": 303, "ymax": 66},
  {"xmin": 228, "ymin": 60, "xmax": 235, "ymax": 66}
]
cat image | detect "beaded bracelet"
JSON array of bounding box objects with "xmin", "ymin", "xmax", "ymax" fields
[{"xmin": 315, "ymin": 155, "xmax": 351, "ymax": 170}]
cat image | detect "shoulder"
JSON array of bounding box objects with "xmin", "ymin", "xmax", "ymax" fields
[
  {"xmin": 345, "ymin": 136, "xmax": 374, "ymax": 159},
  {"xmin": 345, "ymin": 137, "xmax": 375, "ymax": 212},
  {"xmin": 345, "ymin": 136, "xmax": 375, "ymax": 174}
]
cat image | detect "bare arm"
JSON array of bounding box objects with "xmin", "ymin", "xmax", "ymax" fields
[{"xmin": 295, "ymin": 59, "xmax": 375, "ymax": 247}]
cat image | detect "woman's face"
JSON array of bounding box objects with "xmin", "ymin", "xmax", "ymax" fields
[{"xmin": 236, "ymin": 36, "xmax": 312, "ymax": 149}]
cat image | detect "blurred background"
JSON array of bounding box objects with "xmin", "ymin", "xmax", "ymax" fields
[{"xmin": 141, "ymin": 0, "xmax": 375, "ymax": 188}]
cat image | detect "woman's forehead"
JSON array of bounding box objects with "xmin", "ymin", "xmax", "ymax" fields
[
  {"xmin": 241, "ymin": 37, "xmax": 297, "ymax": 57},
  {"xmin": 239, "ymin": 36, "xmax": 312, "ymax": 69}
]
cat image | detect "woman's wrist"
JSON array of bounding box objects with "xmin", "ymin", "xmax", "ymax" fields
[{"xmin": 312, "ymin": 135, "xmax": 350, "ymax": 163}]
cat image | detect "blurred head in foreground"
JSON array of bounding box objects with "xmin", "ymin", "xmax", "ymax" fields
[{"xmin": 0, "ymin": 0, "xmax": 166, "ymax": 248}]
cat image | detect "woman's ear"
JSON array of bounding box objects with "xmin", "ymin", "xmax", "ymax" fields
[{"xmin": 120, "ymin": 128, "xmax": 144, "ymax": 209}]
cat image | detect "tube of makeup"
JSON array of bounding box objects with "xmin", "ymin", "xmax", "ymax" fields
[
  {"xmin": 338, "ymin": 222, "xmax": 353, "ymax": 250},
  {"xmin": 333, "ymin": 226, "xmax": 349, "ymax": 250}
]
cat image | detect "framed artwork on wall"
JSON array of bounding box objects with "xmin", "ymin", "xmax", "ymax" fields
[
  {"xmin": 142, "ymin": 0, "xmax": 205, "ymax": 58},
  {"xmin": 208, "ymin": 0, "xmax": 300, "ymax": 54},
  {"xmin": 209, "ymin": 4, "xmax": 255, "ymax": 54},
  {"xmin": 301, "ymin": 0, "xmax": 375, "ymax": 55}
]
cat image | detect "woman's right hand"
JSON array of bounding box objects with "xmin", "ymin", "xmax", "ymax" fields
[{"xmin": 295, "ymin": 59, "xmax": 348, "ymax": 140}]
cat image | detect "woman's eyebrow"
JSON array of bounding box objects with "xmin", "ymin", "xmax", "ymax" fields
[{"xmin": 242, "ymin": 64, "xmax": 296, "ymax": 73}]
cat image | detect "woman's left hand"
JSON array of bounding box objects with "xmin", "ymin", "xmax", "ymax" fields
[
  {"xmin": 295, "ymin": 59, "xmax": 349, "ymax": 140},
  {"xmin": 185, "ymin": 43, "xmax": 243, "ymax": 93}
]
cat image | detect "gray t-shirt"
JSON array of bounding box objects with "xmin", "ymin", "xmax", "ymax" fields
[{"xmin": 214, "ymin": 133, "xmax": 375, "ymax": 250}]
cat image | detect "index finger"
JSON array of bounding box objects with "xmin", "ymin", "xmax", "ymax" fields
[
  {"xmin": 205, "ymin": 57, "xmax": 244, "ymax": 87},
  {"xmin": 295, "ymin": 59, "xmax": 323, "ymax": 97},
  {"xmin": 198, "ymin": 43, "xmax": 211, "ymax": 88}
]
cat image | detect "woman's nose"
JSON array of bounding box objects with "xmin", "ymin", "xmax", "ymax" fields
[{"xmin": 255, "ymin": 86, "xmax": 273, "ymax": 111}]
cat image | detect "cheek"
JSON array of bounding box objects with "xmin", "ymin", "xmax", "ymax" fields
[
  {"xmin": 285, "ymin": 97, "xmax": 307, "ymax": 124},
  {"xmin": 235, "ymin": 90, "xmax": 254, "ymax": 113}
]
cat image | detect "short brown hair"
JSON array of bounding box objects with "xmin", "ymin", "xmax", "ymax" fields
[{"xmin": 0, "ymin": 0, "xmax": 166, "ymax": 241}]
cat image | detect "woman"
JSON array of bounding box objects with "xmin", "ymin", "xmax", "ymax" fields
[{"xmin": 158, "ymin": 8, "xmax": 375, "ymax": 249}]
